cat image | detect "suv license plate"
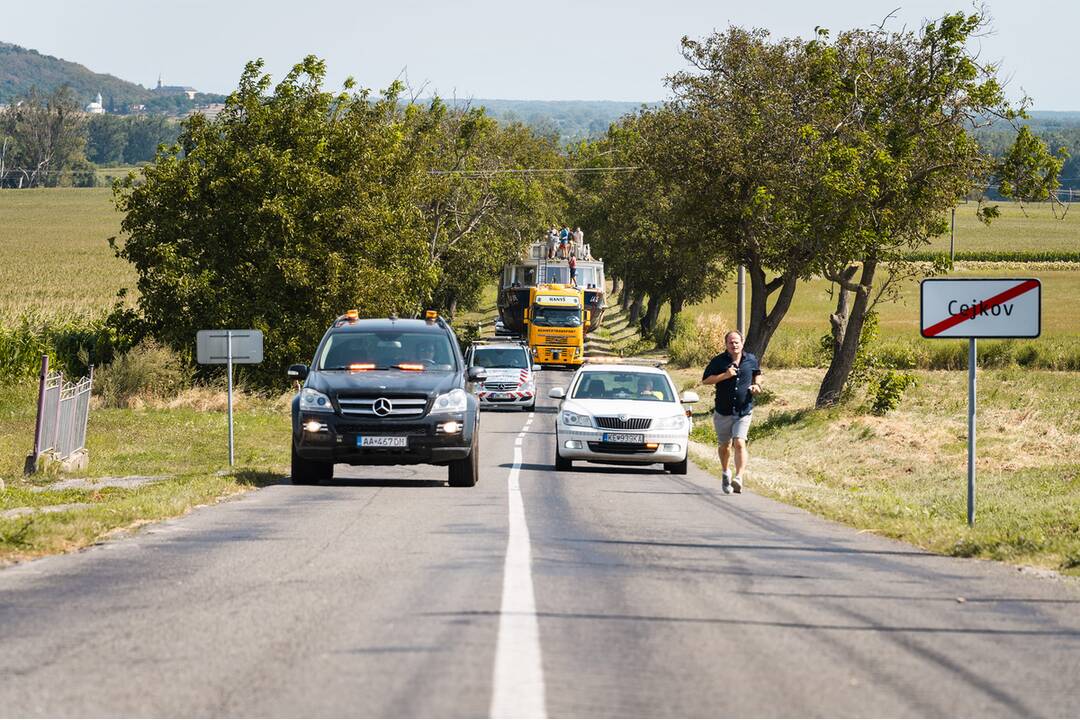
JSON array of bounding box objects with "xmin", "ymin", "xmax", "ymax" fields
[
  {"xmin": 603, "ymin": 433, "xmax": 644, "ymax": 444},
  {"xmin": 358, "ymin": 436, "xmax": 408, "ymax": 448}
]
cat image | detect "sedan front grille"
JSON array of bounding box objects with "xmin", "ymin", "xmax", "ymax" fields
[
  {"xmin": 337, "ymin": 395, "xmax": 428, "ymax": 417},
  {"xmin": 595, "ymin": 416, "xmax": 652, "ymax": 430},
  {"xmin": 484, "ymin": 381, "xmax": 519, "ymax": 391}
]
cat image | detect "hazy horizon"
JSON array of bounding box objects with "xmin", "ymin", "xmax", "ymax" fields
[{"xmin": 3, "ymin": 1, "xmax": 1078, "ymax": 110}]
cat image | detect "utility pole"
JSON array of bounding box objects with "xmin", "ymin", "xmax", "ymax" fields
[
  {"xmin": 950, "ymin": 207, "xmax": 956, "ymax": 262},
  {"xmin": 737, "ymin": 266, "xmax": 746, "ymax": 336}
]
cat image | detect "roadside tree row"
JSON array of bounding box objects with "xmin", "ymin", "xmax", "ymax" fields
[{"xmin": 577, "ymin": 12, "xmax": 1065, "ymax": 406}]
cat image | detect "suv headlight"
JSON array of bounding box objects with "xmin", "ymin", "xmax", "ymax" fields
[
  {"xmin": 653, "ymin": 413, "xmax": 688, "ymax": 430},
  {"xmin": 299, "ymin": 388, "xmax": 333, "ymax": 412},
  {"xmin": 561, "ymin": 409, "xmax": 593, "ymax": 427},
  {"xmin": 431, "ymin": 388, "xmax": 468, "ymax": 414}
]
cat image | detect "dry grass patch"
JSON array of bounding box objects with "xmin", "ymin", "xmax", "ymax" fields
[{"xmin": 679, "ymin": 366, "xmax": 1080, "ymax": 575}]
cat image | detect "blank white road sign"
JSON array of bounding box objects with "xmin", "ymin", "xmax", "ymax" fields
[
  {"xmin": 920, "ymin": 278, "xmax": 1040, "ymax": 339},
  {"xmin": 196, "ymin": 330, "xmax": 264, "ymax": 364}
]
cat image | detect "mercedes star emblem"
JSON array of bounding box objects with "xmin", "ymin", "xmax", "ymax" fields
[
  {"xmin": 618, "ymin": 414, "xmax": 629, "ymax": 422},
  {"xmin": 373, "ymin": 397, "xmax": 393, "ymax": 416}
]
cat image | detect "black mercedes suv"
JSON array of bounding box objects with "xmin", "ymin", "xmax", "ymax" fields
[{"xmin": 288, "ymin": 311, "xmax": 486, "ymax": 486}]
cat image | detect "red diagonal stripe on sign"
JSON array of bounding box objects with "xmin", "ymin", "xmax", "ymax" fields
[{"xmin": 923, "ymin": 279, "xmax": 1039, "ymax": 338}]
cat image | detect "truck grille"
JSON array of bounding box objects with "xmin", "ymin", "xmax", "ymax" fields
[
  {"xmin": 541, "ymin": 335, "xmax": 571, "ymax": 345},
  {"xmin": 595, "ymin": 416, "xmax": 652, "ymax": 430},
  {"xmin": 337, "ymin": 395, "xmax": 428, "ymax": 418}
]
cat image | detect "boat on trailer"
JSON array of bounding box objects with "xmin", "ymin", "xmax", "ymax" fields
[{"xmin": 497, "ymin": 241, "xmax": 606, "ymax": 336}]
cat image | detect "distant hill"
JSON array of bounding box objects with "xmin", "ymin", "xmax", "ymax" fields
[
  {"xmin": 0, "ymin": 41, "xmax": 153, "ymax": 109},
  {"xmin": 444, "ymin": 98, "xmax": 655, "ymax": 144}
]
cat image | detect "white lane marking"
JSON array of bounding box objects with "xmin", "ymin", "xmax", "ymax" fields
[
  {"xmin": 490, "ymin": 446, "xmax": 546, "ymax": 719},
  {"xmin": 514, "ymin": 437, "xmax": 523, "ymax": 446},
  {"xmin": 528, "ymin": 413, "xmax": 535, "ymax": 420}
]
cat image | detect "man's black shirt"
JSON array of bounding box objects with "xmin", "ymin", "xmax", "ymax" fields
[{"xmin": 703, "ymin": 351, "xmax": 761, "ymax": 416}]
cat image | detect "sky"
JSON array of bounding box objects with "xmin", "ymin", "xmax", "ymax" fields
[{"xmin": 3, "ymin": 0, "xmax": 1077, "ymax": 109}]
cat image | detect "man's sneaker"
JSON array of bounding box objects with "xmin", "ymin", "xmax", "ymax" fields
[
  {"xmin": 732, "ymin": 476, "xmax": 743, "ymax": 494},
  {"xmin": 722, "ymin": 476, "xmax": 733, "ymax": 495}
]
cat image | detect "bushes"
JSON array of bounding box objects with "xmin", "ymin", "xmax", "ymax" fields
[
  {"xmin": 869, "ymin": 370, "xmax": 918, "ymax": 415},
  {"xmin": 668, "ymin": 313, "xmax": 728, "ymax": 367},
  {"xmin": 907, "ymin": 250, "xmax": 1080, "ymax": 263},
  {"xmin": 93, "ymin": 340, "xmax": 188, "ymax": 408}
]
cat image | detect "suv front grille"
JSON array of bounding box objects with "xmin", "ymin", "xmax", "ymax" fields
[
  {"xmin": 595, "ymin": 416, "xmax": 652, "ymax": 430},
  {"xmin": 484, "ymin": 381, "xmax": 519, "ymax": 391},
  {"xmin": 337, "ymin": 395, "xmax": 429, "ymax": 418}
]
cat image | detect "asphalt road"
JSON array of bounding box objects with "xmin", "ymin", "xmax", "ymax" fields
[{"xmin": 1, "ymin": 368, "xmax": 1078, "ymax": 717}]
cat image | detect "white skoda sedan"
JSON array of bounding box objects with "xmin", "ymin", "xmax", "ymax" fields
[{"xmin": 549, "ymin": 363, "xmax": 699, "ymax": 474}]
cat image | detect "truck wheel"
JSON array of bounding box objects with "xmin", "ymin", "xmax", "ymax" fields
[
  {"xmin": 664, "ymin": 456, "xmax": 688, "ymax": 475},
  {"xmin": 449, "ymin": 434, "xmax": 479, "ymax": 487},
  {"xmin": 291, "ymin": 443, "xmax": 333, "ymax": 484}
]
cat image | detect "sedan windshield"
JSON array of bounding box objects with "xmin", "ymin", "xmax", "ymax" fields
[
  {"xmin": 572, "ymin": 371, "xmax": 675, "ymax": 402},
  {"xmin": 532, "ymin": 305, "xmax": 582, "ymax": 328},
  {"xmin": 318, "ymin": 331, "xmax": 456, "ymax": 371}
]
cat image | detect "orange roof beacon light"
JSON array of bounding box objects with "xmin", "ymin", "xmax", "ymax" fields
[
  {"xmin": 347, "ymin": 363, "xmax": 376, "ymax": 372},
  {"xmin": 424, "ymin": 310, "xmax": 439, "ymax": 322},
  {"xmin": 398, "ymin": 363, "xmax": 425, "ymax": 372},
  {"xmin": 345, "ymin": 309, "xmax": 359, "ymax": 321}
]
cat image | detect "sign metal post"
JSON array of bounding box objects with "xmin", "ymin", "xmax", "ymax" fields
[
  {"xmin": 920, "ymin": 278, "xmax": 1040, "ymax": 526},
  {"xmin": 196, "ymin": 329, "xmax": 263, "ymax": 467}
]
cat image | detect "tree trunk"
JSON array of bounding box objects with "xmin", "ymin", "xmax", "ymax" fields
[
  {"xmin": 744, "ymin": 263, "xmax": 799, "ymax": 361},
  {"xmin": 627, "ymin": 290, "xmax": 645, "ymax": 327},
  {"xmin": 816, "ymin": 259, "xmax": 878, "ymax": 407},
  {"xmin": 825, "ymin": 265, "xmax": 859, "ymax": 361},
  {"xmin": 610, "ymin": 275, "xmax": 622, "ymax": 302},
  {"xmin": 447, "ymin": 294, "xmax": 458, "ymax": 322},
  {"xmin": 641, "ymin": 295, "xmax": 662, "ymax": 335},
  {"xmin": 660, "ymin": 296, "xmax": 684, "ymax": 347}
]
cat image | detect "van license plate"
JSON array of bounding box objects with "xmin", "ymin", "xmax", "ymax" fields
[
  {"xmin": 359, "ymin": 436, "xmax": 408, "ymax": 448},
  {"xmin": 603, "ymin": 433, "xmax": 644, "ymax": 444}
]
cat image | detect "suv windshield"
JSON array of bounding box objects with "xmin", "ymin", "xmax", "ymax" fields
[
  {"xmin": 472, "ymin": 347, "xmax": 529, "ymax": 369},
  {"xmin": 572, "ymin": 371, "xmax": 674, "ymax": 402},
  {"xmin": 532, "ymin": 305, "xmax": 582, "ymax": 328},
  {"xmin": 318, "ymin": 331, "xmax": 456, "ymax": 371}
]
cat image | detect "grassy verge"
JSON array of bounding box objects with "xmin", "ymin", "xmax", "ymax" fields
[
  {"xmin": 671, "ymin": 366, "xmax": 1080, "ymax": 576},
  {"xmin": 0, "ymin": 380, "xmax": 290, "ymax": 564}
]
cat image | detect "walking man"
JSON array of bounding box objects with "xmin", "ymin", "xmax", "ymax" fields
[
  {"xmin": 702, "ymin": 330, "xmax": 762, "ymax": 494},
  {"xmin": 568, "ymin": 254, "xmax": 577, "ymax": 287}
]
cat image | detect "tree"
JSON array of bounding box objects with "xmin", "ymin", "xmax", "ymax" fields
[
  {"xmin": 417, "ymin": 108, "xmax": 566, "ymax": 318},
  {"xmin": 122, "ymin": 115, "xmax": 180, "ymax": 164},
  {"xmin": 86, "ymin": 113, "xmax": 128, "ymax": 164},
  {"xmin": 667, "ymin": 28, "xmax": 843, "ymax": 359},
  {"xmin": 811, "ymin": 14, "xmax": 1065, "ymax": 406},
  {"xmin": 0, "ymin": 85, "xmax": 87, "ymax": 187},
  {"xmin": 113, "ymin": 57, "xmax": 444, "ymax": 387}
]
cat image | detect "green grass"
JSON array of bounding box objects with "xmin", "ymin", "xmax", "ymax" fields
[
  {"xmin": 0, "ymin": 188, "xmax": 132, "ymax": 320},
  {"xmin": 0, "ymin": 379, "xmax": 290, "ymax": 563},
  {"xmin": 674, "ymin": 366, "xmax": 1080, "ymax": 576},
  {"xmin": 925, "ymin": 201, "xmax": 1079, "ymax": 254}
]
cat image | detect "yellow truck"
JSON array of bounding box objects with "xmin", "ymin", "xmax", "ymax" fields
[{"xmin": 525, "ymin": 284, "xmax": 588, "ymax": 367}]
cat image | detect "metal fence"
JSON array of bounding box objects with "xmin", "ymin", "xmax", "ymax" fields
[{"xmin": 30, "ymin": 355, "xmax": 93, "ymax": 468}]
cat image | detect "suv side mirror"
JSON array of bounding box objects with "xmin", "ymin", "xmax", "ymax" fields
[
  {"xmin": 680, "ymin": 391, "xmax": 699, "ymax": 403},
  {"xmin": 467, "ymin": 366, "xmax": 487, "ymax": 383},
  {"xmin": 548, "ymin": 387, "xmax": 565, "ymax": 399},
  {"xmin": 287, "ymin": 364, "xmax": 309, "ymax": 380}
]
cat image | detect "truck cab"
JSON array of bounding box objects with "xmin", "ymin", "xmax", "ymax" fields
[{"xmin": 525, "ymin": 284, "xmax": 588, "ymax": 367}]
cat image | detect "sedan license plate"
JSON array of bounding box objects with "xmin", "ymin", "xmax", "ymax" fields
[
  {"xmin": 602, "ymin": 432, "xmax": 644, "ymax": 444},
  {"xmin": 358, "ymin": 436, "xmax": 408, "ymax": 448},
  {"xmin": 490, "ymin": 392, "xmax": 511, "ymax": 400}
]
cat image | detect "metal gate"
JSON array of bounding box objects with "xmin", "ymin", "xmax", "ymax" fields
[{"xmin": 28, "ymin": 355, "xmax": 93, "ymax": 471}]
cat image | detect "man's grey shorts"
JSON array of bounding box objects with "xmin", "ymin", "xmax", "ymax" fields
[{"xmin": 712, "ymin": 412, "xmax": 752, "ymax": 443}]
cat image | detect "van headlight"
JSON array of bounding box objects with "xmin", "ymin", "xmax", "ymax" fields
[
  {"xmin": 561, "ymin": 410, "xmax": 593, "ymax": 427},
  {"xmin": 653, "ymin": 413, "xmax": 688, "ymax": 430},
  {"xmin": 431, "ymin": 388, "xmax": 468, "ymax": 414},
  {"xmin": 299, "ymin": 388, "xmax": 332, "ymax": 412}
]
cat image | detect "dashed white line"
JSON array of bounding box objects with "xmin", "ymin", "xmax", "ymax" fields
[{"xmin": 490, "ymin": 446, "xmax": 546, "ymax": 719}]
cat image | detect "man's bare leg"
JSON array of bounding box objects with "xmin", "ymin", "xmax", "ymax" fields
[{"xmin": 732, "ymin": 438, "xmax": 748, "ymax": 492}]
